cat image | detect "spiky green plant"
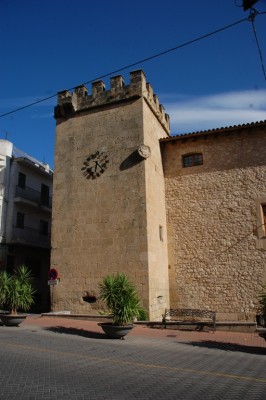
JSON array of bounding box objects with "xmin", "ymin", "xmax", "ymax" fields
[
  {"xmin": 99, "ymin": 273, "xmax": 143, "ymax": 326},
  {"xmin": 0, "ymin": 265, "xmax": 35, "ymax": 315},
  {"xmin": 0, "ymin": 271, "xmax": 11, "ymax": 309}
]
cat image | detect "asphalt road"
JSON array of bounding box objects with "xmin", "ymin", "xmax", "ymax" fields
[{"xmin": 0, "ymin": 323, "xmax": 266, "ymax": 399}]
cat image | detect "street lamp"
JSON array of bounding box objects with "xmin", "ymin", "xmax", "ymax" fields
[{"xmin": 242, "ymin": 0, "xmax": 259, "ymax": 10}]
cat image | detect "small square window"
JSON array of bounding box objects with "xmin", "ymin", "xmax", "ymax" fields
[
  {"xmin": 159, "ymin": 225, "xmax": 163, "ymax": 242},
  {"xmin": 182, "ymin": 153, "xmax": 203, "ymax": 168}
]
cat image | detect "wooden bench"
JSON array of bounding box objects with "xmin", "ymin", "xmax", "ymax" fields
[{"xmin": 162, "ymin": 308, "xmax": 216, "ymax": 333}]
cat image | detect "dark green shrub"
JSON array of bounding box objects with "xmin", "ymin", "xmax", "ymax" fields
[
  {"xmin": 0, "ymin": 265, "xmax": 35, "ymax": 314},
  {"xmin": 137, "ymin": 307, "xmax": 148, "ymax": 321},
  {"xmin": 99, "ymin": 273, "xmax": 144, "ymax": 326}
]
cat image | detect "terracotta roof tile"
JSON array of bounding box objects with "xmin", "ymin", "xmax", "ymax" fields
[{"xmin": 160, "ymin": 119, "xmax": 266, "ymax": 142}]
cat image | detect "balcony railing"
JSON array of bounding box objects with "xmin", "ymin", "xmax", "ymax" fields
[
  {"xmin": 12, "ymin": 226, "xmax": 51, "ymax": 248},
  {"xmin": 15, "ymin": 186, "xmax": 52, "ymax": 208}
]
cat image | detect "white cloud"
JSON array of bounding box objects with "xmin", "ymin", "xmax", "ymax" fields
[{"xmin": 163, "ymin": 90, "xmax": 266, "ymax": 134}]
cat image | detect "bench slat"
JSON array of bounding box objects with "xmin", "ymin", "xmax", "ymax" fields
[{"xmin": 162, "ymin": 308, "xmax": 216, "ymax": 332}]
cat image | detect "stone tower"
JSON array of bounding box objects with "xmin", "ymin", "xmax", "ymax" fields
[{"xmin": 51, "ymin": 70, "xmax": 170, "ymax": 320}]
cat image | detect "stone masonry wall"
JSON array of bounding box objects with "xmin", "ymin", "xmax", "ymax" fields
[
  {"xmin": 51, "ymin": 70, "xmax": 170, "ymax": 319},
  {"xmin": 142, "ymin": 101, "xmax": 170, "ymax": 318},
  {"xmin": 162, "ymin": 126, "xmax": 266, "ymax": 321}
]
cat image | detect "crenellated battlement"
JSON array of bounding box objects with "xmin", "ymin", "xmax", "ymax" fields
[{"xmin": 54, "ymin": 70, "xmax": 170, "ymax": 133}]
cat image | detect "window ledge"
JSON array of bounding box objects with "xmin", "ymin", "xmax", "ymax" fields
[{"xmin": 256, "ymin": 238, "xmax": 266, "ymax": 251}]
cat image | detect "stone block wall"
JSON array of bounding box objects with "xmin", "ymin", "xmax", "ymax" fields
[
  {"xmin": 162, "ymin": 125, "xmax": 266, "ymax": 321},
  {"xmin": 51, "ymin": 70, "xmax": 170, "ymax": 319},
  {"xmin": 142, "ymin": 101, "xmax": 170, "ymax": 317}
]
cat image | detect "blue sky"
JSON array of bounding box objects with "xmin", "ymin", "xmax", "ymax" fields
[{"xmin": 1, "ymin": 0, "xmax": 266, "ymax": 168}]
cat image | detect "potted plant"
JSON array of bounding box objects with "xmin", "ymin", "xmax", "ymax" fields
[
  {"xmin": 257, "ymin": 285, "xmax": 266, "ymax": 327},
  {"xmin": 98, "ymin": 272, "xmax": 144, "ymax": 339},
  {"xmin": 257, "ymin": 285, "xmax": 266, "ymax": 341},
  {"xmin": 0, "ymin": 265, "xmax": 35, "ymax": 326}
]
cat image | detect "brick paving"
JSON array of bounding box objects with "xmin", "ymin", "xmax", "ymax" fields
[
  {"xmin": 0, "ymin": 315, "xmax": 266, "ymax": 399},
  {"xmin": 24, "ymin": 314, "xmax": 266, "ymax": 350}
]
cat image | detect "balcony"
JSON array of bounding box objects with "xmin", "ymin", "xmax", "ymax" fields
[
  {"xmin": 11, "ymin": 226, "xmax": 51, "ymax": 248},
  {"xmin": 14, "ymin": 186, "xmax": 52, "ymax": 210}
]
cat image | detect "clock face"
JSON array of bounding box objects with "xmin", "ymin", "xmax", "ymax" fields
[
  {"xmin": 82, "ymin": 151, "xmax": 109, "ymax": 179},
  {"xmin": 138, "ymin": 145, "xmax": 151, "ymax": 159}
]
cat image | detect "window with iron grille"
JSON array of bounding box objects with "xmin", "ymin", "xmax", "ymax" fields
[
  {"xmin": 255, "ymin": 200, "xmax": 266, "ymax": 248},
  {"xmin": 262, "ymin": 205, "xmax": 266, "ymax": 234},
  {"xmin": 182, "ymin": 153, "xmax": 203, "ymax": 168}
]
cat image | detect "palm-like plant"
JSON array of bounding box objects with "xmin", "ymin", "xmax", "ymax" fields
[
  {"xmin": 99, "ymin": 273, "xmax": 143, "ymax": 326},
  {"xmin": 0, "ymin": 265, "xmax": 35, "ymax": 315}
]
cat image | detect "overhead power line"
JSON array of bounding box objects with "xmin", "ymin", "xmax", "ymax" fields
[
  {"xmin": 249, "ymin": 9, "xmax": 266, "ymax": 79},
  {"xmin": 0, "ymin": 13, "xmax": 265, "ymax": 120}
]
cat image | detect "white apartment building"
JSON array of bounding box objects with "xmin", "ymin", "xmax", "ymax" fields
[{"xmin": 0, "ymin": 140, "xmax": 53, "ymax": 312}]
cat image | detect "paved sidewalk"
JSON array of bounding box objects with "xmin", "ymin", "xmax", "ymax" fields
[
  {"xmin": 23, "ymin": 314, "xmax": 266, "ymax": 352},
  {"xmin": 2, "ymin": 314, "xmax": 266, "ymax": 399}
]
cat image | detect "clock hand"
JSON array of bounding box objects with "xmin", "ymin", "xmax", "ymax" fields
[{"xmin": 95, "ymin": 160, "xmax": 103, "ymax": 170}]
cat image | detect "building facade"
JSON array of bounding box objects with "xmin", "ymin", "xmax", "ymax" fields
[
  {"xmin": 51, "ymin": 70, "xmax": 266, "ymax": 321},
  {"xmin": 0, "ymin": 140, "xmax": 53, "ymax": 312},
  {"xmin": 162, "ymin": 124, "xmax": 266, "ymax": 321}
]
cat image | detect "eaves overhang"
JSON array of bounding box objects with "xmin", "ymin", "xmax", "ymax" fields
[
  {"xmin": 160, "ymin": 119, "xmax": 266, "ymax": 143},
  {"xmin": 13, "ymin": 157, "xmax": 53, "ymax": 178}
]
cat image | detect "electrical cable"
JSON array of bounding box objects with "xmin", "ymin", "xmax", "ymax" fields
[
  {"xmin": 217, "ymin": 222, "xmax": 265, "ymax": 257},
  {"xmin": 0, "ymin": 14, "xmax": 265, "ymax": 119},
  {"xmin": 249, "ymin": 10, "xmax": 266, "ymax": 79}
]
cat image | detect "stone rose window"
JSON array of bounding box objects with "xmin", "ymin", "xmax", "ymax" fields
[{"xmin": 182, "ymin": 153, "xmax": 203, "ymax": 168}]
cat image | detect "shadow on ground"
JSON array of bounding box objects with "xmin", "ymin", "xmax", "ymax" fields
[
  {"xmin": 180, "ymin": 340, "xmax": 266, "ymax": 355},
  {"xmin": 44, "ymin": 326, "xmax": 107, "ymax": 339}
]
